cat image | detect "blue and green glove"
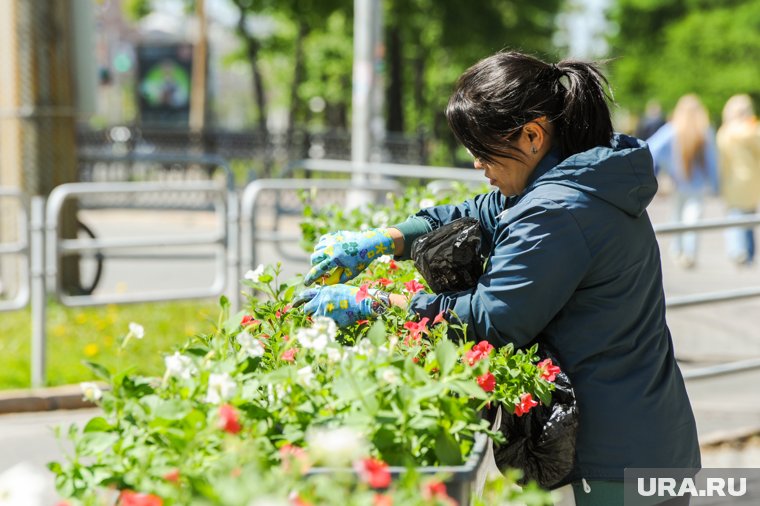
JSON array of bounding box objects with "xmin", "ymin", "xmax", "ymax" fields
[
  {"xmin": 303, "ymin": 229, "xmax": 395, "ymax": 286},
  {"xmin": 293, "ymin": 284, "xmax": 389, "ymax": 327}
]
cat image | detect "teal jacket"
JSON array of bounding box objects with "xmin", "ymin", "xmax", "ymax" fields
[{"xmin": 395, "ymin": 134, "xmax": 701, "ymax": 482}]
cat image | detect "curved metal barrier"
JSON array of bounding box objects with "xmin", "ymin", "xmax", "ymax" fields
[{"xmin": 0, "ymin": 188, "xmax": 30, "ymax": 312}]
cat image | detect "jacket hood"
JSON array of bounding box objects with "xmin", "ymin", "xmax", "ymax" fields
[{"xmin": 529, "ymin": 133, "xmax": 658, "ymax": 217}]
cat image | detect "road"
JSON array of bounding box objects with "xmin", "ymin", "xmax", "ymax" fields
[{"xmin": 2, "ymin": 191, "xmax": 759, "ymax": 504}]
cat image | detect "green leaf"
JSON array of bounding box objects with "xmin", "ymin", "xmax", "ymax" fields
[
  {"xmin": 434, "ymin": 430, "xmax": 463, "ymax": 465},
  {"xmin": 366, "ymin": 319, "xmax": 386, "ymax": 346},
  {"xmin": 82, "ymin": 361, "xmax": 110, "ymax": 381},
  {"xmin": 435, "ymin": 339, "xmax": 457, "ymax": 376},
  {"xmin": 78, "ymin": 432, "xmax": 119, "ymax": 455},
  {"xmin": 83, "ymin": 417, "xmax": 112, "ymax": 433},
  {"xmin": 153, "ymin": 399, "xmax": 191, "ymax": 420}
]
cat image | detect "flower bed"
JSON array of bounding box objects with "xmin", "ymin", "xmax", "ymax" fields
[{"xmin": 51, "ymin": 184, "xmax": 558, "ymax": 505}]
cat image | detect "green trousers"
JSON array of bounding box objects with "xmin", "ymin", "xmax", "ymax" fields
[{"xmin": 571, "ymin": 480, "xmax": 691, "ymax": 506}]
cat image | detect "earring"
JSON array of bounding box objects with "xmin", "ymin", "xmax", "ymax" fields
[{"xmin": 531, "ymin": 145, "xmax": 537, "ymax": 155}]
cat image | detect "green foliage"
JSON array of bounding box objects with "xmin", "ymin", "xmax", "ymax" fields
[{"xmin": 608, "ymin": 0, "xmax": 760, "ymax": 121}]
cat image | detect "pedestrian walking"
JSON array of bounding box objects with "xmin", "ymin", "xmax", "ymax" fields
[
  {"xmin": 296, "ymin": 50, "xmax": 700, "ymax": 505},
  {"xmin": 716, "ymin": 94, "xmax": 760, "ymax": 266},
  {"xmin": 646, "ymin": 94, "xmax": 719, "ymax": 269}
]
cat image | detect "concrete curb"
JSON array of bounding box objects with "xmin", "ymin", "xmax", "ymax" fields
[{"xmin": 0, "ymin": 385, "xmax": 96, "ymax": 414}]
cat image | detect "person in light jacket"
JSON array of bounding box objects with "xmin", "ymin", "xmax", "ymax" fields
[
  {"xmin": 646, "ymin": 94, "xmax": 719, "ymax": 269},
  {"xmin": 716, "ymin": 94, "xmax": 760, "ymax": 265},
  {"xmin": 296, "ymin": 50, "xmax": 700, "ymax": 505}
]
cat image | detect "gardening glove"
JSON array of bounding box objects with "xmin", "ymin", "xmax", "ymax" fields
[
  {"xmin": 293, "ymin": 284, "xmax": 389, "ymax": 327},
  {"xmin": 303, "ymin": 229, "xmax": 395, "ymax": 286}
]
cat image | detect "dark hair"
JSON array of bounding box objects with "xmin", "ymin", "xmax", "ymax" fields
[{"xmin": 446, "ymin": 51, "xmax": 614, "ymax": 162}]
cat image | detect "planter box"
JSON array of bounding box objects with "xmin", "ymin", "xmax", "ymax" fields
[{"xmin": 308, "ymin": 433, "xmax": 490, "ymax": 506}]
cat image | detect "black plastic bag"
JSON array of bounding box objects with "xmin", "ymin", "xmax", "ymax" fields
[
  {"xmin": 487, "ymin": 352, "xmax": 578, "ymax": 490},
  {"xmin": 411, "ymin": 217, "xmax": 484, "ymax": 293}
]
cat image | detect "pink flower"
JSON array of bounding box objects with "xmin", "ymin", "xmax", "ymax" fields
[
  {"xmin": 356, "ymin": 283, "xmax": 371, "ymax": 302},
  {"xmin": 281, "ymin": 348, "xmax": 297, "ymax": 362},
  {"xmin": 433, "ymin": 311, "xmax": 446, "ymax": 325},
  {"xmin": 355, "ymin": 458, "xmax": 392, "ymax": 489},
  {"xmin": 375, "ymin": 278, "xmax": 393, "ymax": 287},
  {"xmin": 119, "ymin": 491, "xmax": 163, "ymax": 506},
  {"xmin": 240, "ymin": 315, "xmax": 260, "ymax": 327},
  {"xmin": 374, "ymin": 494, "xmax": 393, "ymax": 506},
  {"xmin": 279, "ymin": 443, "xmax": 310, "ymax": 473},
  {"xmin": 464, "ymin": 340, "xmax": 494, "ymax": 366},
  {"xmin": 289, "ymin": 492, "xmax": 313, "ymax": 506},
  {"xmin": 538, "ymin": 358, "xmax": 561, "ymax": 382},
  {"xmin": 163, "ymin": 469, "xmax": 180, "ymax": 483},
  {"xmin": 514, "ymin": 393, "xmax": 538, "ymax": 417},
  {"xmin": 404, "ymin": 279, "xmax": 425, "ymax": 293},
  {"xmin": 218, "ymin": 404, "xmax": 241, "ymax": 434},
  {"xmin": 477, "ymin": 372, "xmax": 496, "ymax": 392},
  {"xmin": 403, "ymin": 317, "xmax": 430, "ymax": 343},
  {"xmin": 275, "ymin": 305, "xmax": 291, "ymax": 319},
  {"xmin": 422, "ymin": 480, "xmax": 451, "ymax": 501}
]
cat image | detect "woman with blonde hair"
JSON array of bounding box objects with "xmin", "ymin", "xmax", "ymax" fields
[
  {"xmin": 647, "ymin": 94, "xmax": 719, "ymax": 268},
  {"xmin": 717, "ymin": 94, "xmax": 760, "ymax": 265}
]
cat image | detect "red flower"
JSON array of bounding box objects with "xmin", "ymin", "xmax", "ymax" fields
[
  {"xmin": 240, "ymin": 315, "xmax": 260, "ymax": 327},
  {"xmin": 422, "ymin": 480, "xmax": 449, "ymax": 500},
  {"xmin": 289, "ymin": 492, "xmax": 313, "ymax": 506},
  {"xmin": 477, "ymin": 372, "xmax": 496, "ymax": 392},
  {"xmin": 280, "ymin": 443, "xmax": 310, "ymax": 473},
  {"xmin": 275, "ymin": 305, "xmax": 291, "ymax": 319},
  {"xmin": 119, "ymin": 491, "xmax": 163, "ymax": 506},
  {"xmin": 389, "ymin": 259, "xmax": 398, "ymax": 271},
  {"xmin": 374, "ymin": 494, "xmax": 393, "ymax": 506},
  {"xmin": 514, "ymin": 393, "xmax": 538, "ymax": 417},
  {"xmin": 375, "ymin": 278, "xmax": 393, "ymax": 287},
  {"xmin": 464, "ymin": 340, "xmax": 494, "ymax": 366},
  {"xmin": 538, "ymin": 358, "xmax": 561, "ymax": 382},
  {"xmin": 281, "ymin": 348, "xmax": 297, "ymax": 362},
  {"xmin": 163, "ymin": 469, "xmax": 180, "ymax": 483},
  {"xmin": 403, "ymin": 317, "xmax": 430, "ymax": 343},
  {"xmin": 403, "ymin": 279, "xmax": 425, "ymax": 293},
  {"xmin": 355, "ymin": 458, "xmax": 392, "ymax": 489},
  {"xmin": 356, "ymin": 283, "xmax": 371, "ymax": 302},
  {"xmin": 218, "ymin": 404, "xmax": 241, "ymax": 434},
  {"xmin": 433, "ymin": 311, "xmax": 446, "ymax": 325},
  {"xmin": 356, "ymin": 319, "xmax": 370, "ymax": 325}
]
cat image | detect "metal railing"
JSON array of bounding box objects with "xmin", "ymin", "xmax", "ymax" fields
[
  {"xmin": 0, "ymin": 188, "xmax": 30, "ymax": 311},
  {"xmin": 239, "ymin": 178, "xmax": 402, "ymax": 309},
  {"xmin": 281, "ymin": 158, "xmax": 484, "ymax": 182}
]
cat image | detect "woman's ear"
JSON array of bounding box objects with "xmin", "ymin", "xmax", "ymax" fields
[{"xmin": 523, "ymin": 117, "xmax": 551, "ymax": 154}]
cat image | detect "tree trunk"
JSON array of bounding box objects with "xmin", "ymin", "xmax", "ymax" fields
[
  {"xmin": 386, "ymin": 24, "xmax": 404, "ymax": 133},
  {"xmin": 286, "ymin": 21, "xmax": 309, "ymax": 154}
]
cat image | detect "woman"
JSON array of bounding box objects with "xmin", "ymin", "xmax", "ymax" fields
[
  {"xmin": 646, "ymin": 94, "xmax": 719, "ymax": 269},
  {"xmin": 716, "ymin": 94, "xmax": 760, "ymax": 266},
  {"xmin": 296, "ymin": 51, "xmax": 700, "ymax": 505}
]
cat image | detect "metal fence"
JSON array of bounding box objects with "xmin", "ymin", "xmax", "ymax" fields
[
  {"xmin": 0, "ymin": 187, "xmax": 30, "ymax": 312},
  {"xmin": 5, "ymin": 156, "xmax": 760, "ymax": 386}
]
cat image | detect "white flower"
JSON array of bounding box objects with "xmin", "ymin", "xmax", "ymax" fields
[
  {"xmin": 0, "ymin": 462, "xmax": 47, "ymax": 506},
  {"xmin": 80, "ymin": 382, "xmax": 103, "ymax": 402},
  {"xmin": 164, "ymin": 352, "xmax": 196, "ymax": 380},
  {"xmin": 206, "ymin": 372, "xmax": 236, "ymax": 404},
  {"xmin": 325, "ymin": 345, "xmax": 345, "ymax": 363},
  {"xmin": 354, "ymin": 339, "xmax": 375, "ymax": 357},
  {"xmin": 236, "ymin": 331, "xmax": 265, "ymax": 358},
  {"xmin": 419, "ymin": 198, "xmax": 436, "ymax": 209},
  {"xmin": 380, "ymin": 368, "xmax": 399, "ymax": 384},
  {"xmin": 306, "ymin": 427, "xmax": 367, "ymax": 466},
  {"xmin": 372, "ymin": 211, "xmax": 389, "ymax": 227},
  {"xmin": 359, "ymin": 222, "xmax": 370, "ymax": 231},
  {"xmin": 296, "ymin": 366, "xmax": 315, "ymax": 386},
  {"xmin": 312, "ymin": 316, "xmax": 337, "ymax": 340},
  {"xmin": 376, "ymin": 255, "xmax": 392, "ymax": 264},
  {"xmin": 295, "ymin": 328, "xmax": 328, "ymax": 352},
  {"xmin": 245, "ymin": 264, "xmax": 266, "ymax": 282},
  {"xmin": 128, "ymin": 322, "xmax": 144, "ymax": 339}
]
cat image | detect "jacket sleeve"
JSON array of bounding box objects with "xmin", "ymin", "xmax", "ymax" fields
[
  {"xmin": 409, "ymin": 198, "xmax": 591, "ymax": 347},
  {"xmin": 391, "ymin": 190, "xmax": 505, "ymax": 260},
  {"xmin": 645, "ymin": 123, "xmax": 673, "ymax": 178}
]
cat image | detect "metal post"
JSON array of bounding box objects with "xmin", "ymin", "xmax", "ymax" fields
[{"xmin": 30, "ymin": 195, "xmax": 46, "ymax": 387}]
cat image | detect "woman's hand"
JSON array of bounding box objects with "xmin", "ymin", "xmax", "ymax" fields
[
  {"xmin": 293, "ymin": 284, "xmax": 388, "ymax": 327},
  {"xmin": 303, "ymin": 229, "xmax": 395, "ymax": 286}
]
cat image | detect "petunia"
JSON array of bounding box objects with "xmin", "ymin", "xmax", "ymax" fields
[
  {"xmin": 164, "ymin": 352, "xmax": 197, "ymax": 380},
  {"xmin": 128, "ymin": 322, "xmax": 145, "ymax": 339},
  {"xmin": 240, "ymin": 315, "xmax": 260, "ymax": 327},
  {"xmin": 356, "ymin": 283, "xmax": 371, "ymax": 302},
  {"xmin": 538, "ymin": 358, "xmax": 561, "ymax": 382},
  {"xmin": 206, "ymin": 373, "xmax": 236, "ymax": 404},
  {"xmin": 119, "ymin": 491, "xmax": 163, "ymax": 506},
  {"xmin": 244, "ymin": 264, "xmax": 265, "ymax": 282},
  {"xmin": 218, "ymin": 404, "xmax": 241, "ymax": 434},
  {"xmin": 355, "ymin": 458, "xmax": 392, "ymax": 489},
  {"xmin": 514, "ymin": 393, "xmax": 539, "ymax": 417},
  {"xmin": 403, "ymin": 279, "xmax": 425, "ymax": 293},
  {"xmin": 477, "ymin": 372, "xmax": 496, "ymax": 392},
  {"xmin": 79, "ymin": 382, "xmax": 103, "ymax": 402},
  {"xmin": 281, "ymin": 348, "xmax": 297, "ymax": 362}
]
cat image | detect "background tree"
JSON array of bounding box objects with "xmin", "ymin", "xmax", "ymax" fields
[{"xmin": 608, "ymin": 0, "xmax": 760, "ymax": 124}]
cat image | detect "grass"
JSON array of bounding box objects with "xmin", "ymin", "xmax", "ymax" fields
[{"xmin": 0, "ymin": 299, "xmax": 221, "ymax": 390}]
